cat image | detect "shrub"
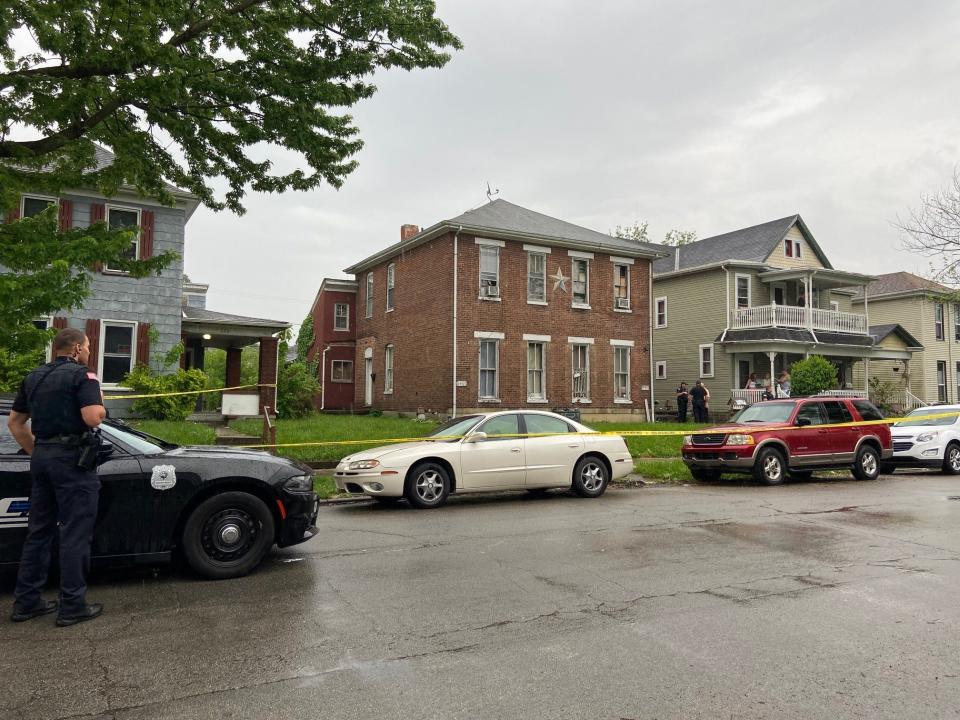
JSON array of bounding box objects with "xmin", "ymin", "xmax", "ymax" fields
[
  {"xmin": 122, "ymin": 365, "xmax": 208, "ymax": 421},
  {"xmin": 790, "ymin": 355, "xmax": 838, "ymax": 396},
  {"xmin": 277, "ymin": 360, "xmax": 319, "ymax": 418}
]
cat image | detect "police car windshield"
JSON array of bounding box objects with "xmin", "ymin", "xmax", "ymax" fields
[
  {"xmin": 732, "ymin": 401, "xmax": 797, "ymax": 424},
  {"xmin": 101, "ymin": 421, "xmax": 172, "ymax": 454},
  {"xmin": 427, "ymin": 415, "xmax": 482, "ymax": 441},
  {"xmin": 894, "ymin": 408, "xmax": 960, "ymax": 428}
]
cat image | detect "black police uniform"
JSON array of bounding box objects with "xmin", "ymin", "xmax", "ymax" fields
[
  {"xmin": 12, "ymin": 356, "xmax": 102, "ymax": 618},
  {"xmin": 676, "ymin": 385, "xmax": 689, "ymax": 422}
]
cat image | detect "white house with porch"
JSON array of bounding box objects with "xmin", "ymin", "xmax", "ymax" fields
[{"xmin": 651, "ymin": 214, "xmax": 922, "ymax": 416}]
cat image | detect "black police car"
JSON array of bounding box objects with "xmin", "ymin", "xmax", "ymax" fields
[{"xmin": 0, "ymin": 399, "xmax": 319, "ymax": 579}]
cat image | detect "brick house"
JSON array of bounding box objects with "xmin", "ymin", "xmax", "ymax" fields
[
  {"xmin": 306, "ymin": 278, "xmax": 358, "ymax": 411},
  {"xmin": 313, "ymin": 199, "xmax": 667, "ymax": 420}
]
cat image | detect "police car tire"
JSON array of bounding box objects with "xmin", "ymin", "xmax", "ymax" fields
[{"xmin": 181, "ymin": 492, "xmax": 275, "ymax": 580}]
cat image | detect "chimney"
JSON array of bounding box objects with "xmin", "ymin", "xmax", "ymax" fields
[
  {"xmin": 401, "ymin": 224, "xmax": 419, "ymax": 241},
  {"xmin": 674, "ymin": 246, "xmax": 680, "ymax": 271}
]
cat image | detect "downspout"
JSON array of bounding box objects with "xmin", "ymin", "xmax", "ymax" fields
[
  {"xmin": 320, "ymin": 345, "xmax": 329, "ymax": 410},
  {"xmin": 452, "ymin": 226, "xmax": 462, "ymax": 417},
  {"xmin": 649, "ymin": 260, "xmax": 655, "ymax": 422}
]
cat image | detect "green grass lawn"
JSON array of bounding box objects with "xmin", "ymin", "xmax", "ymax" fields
[
  {"xmin": 129, "ymin": 420, "xmax": 216, "ymax": 446},
  {"xmin": 629, "ymin": 458, "xmax": 695, "ymax": 484},
  {"xmin": 313, "ymin": 474, "xmax": 339, "ymax": 499},
  {"xmin": 591, "ymin": 421, "xmax": 711, "ymax": 458}
]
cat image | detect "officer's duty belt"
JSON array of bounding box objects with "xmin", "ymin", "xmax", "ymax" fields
[{"xmin": 35, "ymin": 434, "xmax": 84, "ymax": 446}]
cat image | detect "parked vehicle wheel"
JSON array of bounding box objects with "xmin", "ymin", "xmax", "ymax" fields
[
  {"xmin": 943, "ymin": 443, "xmax": 960, "ymax": 475},
  {"xmin": 880, "ymin": 463, "xmax": 896, "ymax": 475},
  {"xmin": 405, "ymin": 462, "xmax": 450, "ymax": 509},
  {"xmin": 181, "ymin": 491, "xmax": 275, "ymax": 580},
  {"xmin": 788, "ymin": 470, "xmax": 813, "ymax": 481},
  {"xmin": 753, "ymin": 447, "xmax": 787, "ymax": 485},
  {"xmin": 572, "ymin": 455, "xmax": 609, "ymax": 498},
  {"xmin": 851, "ymin": 445, "xmax": 880, "ymax": 481},
  {"xmin": 688, "ymin": 467, "xmax": 722, "ymax": 482}
]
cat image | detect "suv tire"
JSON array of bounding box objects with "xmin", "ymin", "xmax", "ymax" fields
[
  {"xmin": 851, "ymin": 444, "xmax": 880, "ymax": 481},
  {"xmin": 943, "ymin": 443, "xmax": 960, "ymax": 475},
  {"xmin": 753, "ymin": 446, "xmax": 787, "ymax": 486}
]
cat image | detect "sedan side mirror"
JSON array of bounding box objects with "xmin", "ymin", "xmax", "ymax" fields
[
  {"xmin": 464, "ymin": 431, "xmax": 487, "ymax": 443},
  {"xmin": 795, "ymin": 417, "xmax": 811, "ymax": 427}
]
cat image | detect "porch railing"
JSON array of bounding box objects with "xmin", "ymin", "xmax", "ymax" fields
[
  {"xmin": 730, "ymin": 305, "xmax": 868, "ymax": 334},
  {"xmin": 816, "ymin": 389, "xmax": 868, "ymax": 398},
  {"xmin": 729, "ymin": 388, "xmax": 927, "ymax": 412}
]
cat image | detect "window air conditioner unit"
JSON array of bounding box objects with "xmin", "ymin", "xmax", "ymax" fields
[
  {"xmin": 616, "ymin": 297, "xmax": 630, "ymax": 309},
  {"xmin": 484, "ymin": 285, "xmax": 500, "ymax": 297}
]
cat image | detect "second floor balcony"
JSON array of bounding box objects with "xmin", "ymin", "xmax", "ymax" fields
[{"xmin": 730, "ymin": 304, "xmax": 868, "ymax": 334}]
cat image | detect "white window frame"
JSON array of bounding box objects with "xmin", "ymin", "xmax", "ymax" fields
[
  {"xmin": 735, "ymin": 273, "xmax": 752, "ymax": 309},
  {"xmin": 526, "ymin": 341, "xmax": 547, "ymax": 403},
  {"xmin": 613, "ymin": 344, "xmax": 631, "ymax": 403},
  {"xmin": 477, "ymin": 238, "xmax": 503, "ymax": 300},
  {"xmin": 365, "ymin": 272, "xmax": 373, "ymax": 318},
  {"xmin": 936, "ymin": 302, "xmax": 945, "ymax": 341},
  {"xmin": 32, "ymin": 316, "xmax": 53, "ymax": 361},
  {"xmin": 99, "ymin": 319, "xmax": 138, "ymax": 386},
  {"xmin": 655, "ymin": 296, "xmax": 668, "ymax": 328},
  {"xmin": 334, "ymin": 303, "xmax": 349, "ymax": 331},
  {"xmin": 955, "ymin": 304, "xmax": 960, "ymax": 341},
  {"xmin": 784, "ymin": 238, "xmax": 793, "ymax": 258},
  {"xmin": 386, "ymin": 263, "xmax": 395, "ymax": 311},
  {"xmin": 830, "ymin": 300, "xmax": 840, "ymax": 312},
  {"xmin": 20, "ymin": 194, "xmax": 57, "ymax": 219},
  {"xmin": 384, "ymin": 345, "xmax": 394, "ymax": 394},
  {"xmin": 331, "ymin": 359, "xmax": 353, "ymax": 382},
  {"xmin": 794, "ymin": 240, "xmax": 802, "ymax": 258},
  {"xmin": 613, "ymin": 262, "xmax": 631, "ymax": 310},
  {"xmin": 655, "ymin": 361, "xmax": 667, "ymax": 379},
  {"xmin": 571, "ymin": 257, "xmax": 591, "ymax": 308},
  {"xmin": 571, "ymin": 342, "xmax": 591, "ymax": 402},
  {"xmin": 478, "ymin": 339, "xmax": 500, "ymax": 401},
  {"xmin": 938, "ymin": 360, "xmax": 948, "ymax": 402},
  {"xmin": 526, "ymin": 250, "xmax": 547, "ymax": 304},
  {"xmin": 699, "ymin": 343, "xmax": 714, "ymax": 378},
  {"xmin": 104, "ymin": 205, "xmax": 141, "ymax": 272}
]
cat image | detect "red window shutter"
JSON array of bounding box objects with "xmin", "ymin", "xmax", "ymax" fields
[
  {"xmin": 136, "ymin": 323, "xmax": 151, "ymax": 366},
  {"xmin": 58, "ymin": 199, "xmax": 73, "ymax": 232},
  {"xmin": 139, "ymin": 210, "xmax": 154, "ymax": 259},
  {"xmin": 90, "ymin": 203, "xmax": 106, "ymax": 272},
  {"xmin": 85, "ymin": 318, "xmax": 101, "ymax": 372}
]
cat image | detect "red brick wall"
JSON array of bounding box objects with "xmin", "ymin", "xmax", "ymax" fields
[
  {"xmin": 313, "ymin": 289, "xmax": 357, "ymax": 346},
  {"xmin": 353, "ymin": 231, "xmax": 653, "ymax": 418},
  {"xmin": 308, "ymin": 287, "xmax": 358, "ymax": 411}
]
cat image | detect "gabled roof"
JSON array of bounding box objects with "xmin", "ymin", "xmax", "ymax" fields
[
  {"xmin": 182, "ymin": 306, "xmax": 289, "ymax": 329},
  {"xmin": 853, "ymin": 271, "xmax": 954, "ymax": 300},
  {"xmin": 653, "ymin": 214, "xmax": 832, "ymax": 275},
  {"xmin": 870, "ymin": 323, "xmax": 923, "ymax": 349},
  {"xmin": 345, "ymin": 199, "xmax": 670, "ymax": 274}
]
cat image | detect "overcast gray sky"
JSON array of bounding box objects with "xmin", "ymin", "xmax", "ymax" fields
[{"xmin": 181, "ymin": 0, "xmax": 960, "ymax": 333}]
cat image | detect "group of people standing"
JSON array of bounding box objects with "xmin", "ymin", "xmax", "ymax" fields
[{"xmin": 675, "ymin": 370, "xmax": 792, "ymax": 423}]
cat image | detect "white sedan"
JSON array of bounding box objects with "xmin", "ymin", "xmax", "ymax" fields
[{"xmin": 333, "ymin": 410, "xmax": 633, "ymax": 508}]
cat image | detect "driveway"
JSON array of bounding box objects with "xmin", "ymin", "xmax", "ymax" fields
[{"xmin": 4, "ymin": 473, "xmax": 960, "ymax": 719}]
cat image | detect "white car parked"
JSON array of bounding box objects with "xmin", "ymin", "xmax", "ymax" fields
[
  {"xmin": 333, "ymin": 410, "xmax": 633, "ymax": 508},
  {"xmin": 888, "ymin": 405, "xmax": 960, "ymax": 474}
]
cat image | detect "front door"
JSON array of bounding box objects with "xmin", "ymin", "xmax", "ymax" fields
[
  {"xmin": 459, "ymin": 414, "xmax": 525, "ymax": 489},
  {"xmin": 364, "ymin": 357, "xmax": 373, "ymax": 406},
  {"xmin": 785, "ymin": 401, "xmax": 832, "ymax": 465},
  {"xmin": 738, "ymin": 360, "xmax": 751, "ymax": 389}
]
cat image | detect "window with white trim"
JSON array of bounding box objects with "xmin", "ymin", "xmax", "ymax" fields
[
  {"xmin": 571, "ymin": 258, "xmax": 589, "ymax": 306},
  {"xmin": 794, "ymin": 240, "xmax": 802, "ymax": 258},
  {"xmin": 784, "ymin": 238, "xmax": 793, "ymax": 257},
  {"xmin": 386, "ymin": 263, "xmax": 395, "ymax": 311},
  {"xmin": 479, "ymin": 340, "xmax": 499, "ymax": 399},
  {"xmin": 365, "ymin": 272, "xmax": 373, "ymax": 318},
  {"xmin": 954, "ymin": 304, "xmax": 960, "ymax": 341},
  {"xmin": 614, "ymin": 346, "xmax": 630, "ymax": 401},
  {"xmin": 527, "ymin": 252, "xmax": 546, "ymax": 302},
  {"xmin": 830, "ymin": 300, "xmax": 840, "ymax": 312},
  {"xmin": 527, "ymin": 342, "xmax": 546, "ymax": 401},
  {"xmin": 22, "ymin": 195, "xmax": 55, "ymax": 218},
  {"xmin": 655, "ymin": 361, "xmax": 667, "ymax": 379},
  {"xmin": 331, "ymin": 360, "xmax": 353, "ymax": 382},
  {"xmin": 938, "ymin": 361, "xmax": 948, "ymax": 402},
  {"xmin": 735, "ymin": 274, "xmax": 751, "ymax": 309},
  {"xmin": 104, "ymin": 206, "xmax": 140, "ymax": 271},
  {"xmin": 479, "ymin": 245, "xmax": 499, "ymax": 296},
  {"xmin": 384, "ymin": 345, "xmax": 394, "ymax": 394},
  {"xmin": 936, "ymin": 302, "xmax": 945, "ymax": 340},
  {"xmin": 101, "ymin": 321, "xmax": 137, "ymax": 384},
  {"xmin": 334, "ymin": 303, "xmax": 349, "ymax": 330},
  {"xmin": 572, "ymin": 344, "xmax": 590, "ymax": 401},
  {"xmin": 699, "ymin": 343, "xmax": 714, "ymax": 378},
  {"xmin": 613, "ymin": 264, "xmax": 630, "ymax": 308},
  {"xmin": 655, "ymin": 296, "xmax": 667, "ymax": 328}
]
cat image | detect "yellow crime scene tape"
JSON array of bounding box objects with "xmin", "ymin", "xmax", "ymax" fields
[{"xmin": 98, "ymin": 382, "xmax": 960, "ymax": 450}]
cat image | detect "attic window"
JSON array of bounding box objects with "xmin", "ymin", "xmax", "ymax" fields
[
  {"xmin": 794, "ymin": 240, "xmax": 802, "ymax": 258},
  {"xmin": 784, "ymin": 238, "xmax": 793, "ymax": 258}
]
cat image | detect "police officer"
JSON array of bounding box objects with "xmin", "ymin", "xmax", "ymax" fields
[
  {"xmin": 8, "ymin": 328, "xmax": 106, "ymax": 626},
  {"xmin": 676, "ymin": 382, "xmax": 689, "ymax": 422}
]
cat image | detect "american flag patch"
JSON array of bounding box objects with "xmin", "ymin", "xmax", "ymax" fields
[{"xmin": 86, "ymin": 372, "xmax": 99, "ymax": 381}]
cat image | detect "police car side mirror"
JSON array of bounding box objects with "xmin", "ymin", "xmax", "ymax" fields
[{"xmin": 97, "ymin": 441, "xmax": 115, "ymax": 463}]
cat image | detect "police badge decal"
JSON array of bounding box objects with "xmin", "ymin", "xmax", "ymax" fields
[{"xmin": 150, "ymin": 465, "xmax": 177, "ymax": 490}]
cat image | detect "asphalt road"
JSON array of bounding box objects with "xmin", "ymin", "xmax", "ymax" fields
[{"xmin": 4, "ymin": 473, "xmax": 960, "ymax": 720}]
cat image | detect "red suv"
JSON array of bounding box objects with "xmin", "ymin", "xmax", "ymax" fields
[{"xmin": 681, "ymin": 397, "xmax": 892, "ymax": 485}]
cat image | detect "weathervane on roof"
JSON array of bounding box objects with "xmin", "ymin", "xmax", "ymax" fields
[{"xmin": 486, "ymin": 182, "xmax": 500, "ymax": 203}]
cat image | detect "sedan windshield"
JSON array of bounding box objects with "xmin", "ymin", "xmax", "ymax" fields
[
  {"xmin": 101, "ymin": 421, "xmax": 171, "ymax": 455},
  {"xmin": 732, "ymin": 402, "xmax": 797, "ymax": 424},
  {"xmin": 894, "ymin": 409, "xmax": 960, "ymax": 428},
  {"xmin": 427, "ymin": 415, "xmax": 483, "ymax": 441}
]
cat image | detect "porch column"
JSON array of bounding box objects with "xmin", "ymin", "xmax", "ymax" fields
[
  {"xmin": 805, "ymin": 274, "xmax": 813, "ymax": 330},
  {"xmin": 864, "ymin": 357, "xmax": 870, "ymax": 394},
  {"xmin": 258, "ymin": 335, "xmax": 279, "ymax": 413},
  {"xmin": 226, "ymin": 347, "xmax": 242, "ymax": 387},
  {"xmin": 768, "ymin": 351, "xmax": 776, "ymax": 393}
]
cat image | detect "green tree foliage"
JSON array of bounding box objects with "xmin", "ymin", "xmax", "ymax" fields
[
  {"xmin": 277, "ymin": 360, "xmax": 320, "ymax": 418},
  {"xmin": 0, "ymin": 1, "xmax": 460, "ymax": 368},
  {"xmin": 790, "ymin": 355, "xmax": 838, "ymax": 397},
  {"xmin": 296, "ymin": 314, "xmax": 315, "ymax": 363},
  {"xmin": 122, "ymin": 365, "xmax": 208, "ymax": 421},
  {"xmin": 663, "ymin": 229, "xmax": 698, "ymax": 246},
  {"xmin": 612, "ymin": 221, "xmax": 697, "ymax": 246}
]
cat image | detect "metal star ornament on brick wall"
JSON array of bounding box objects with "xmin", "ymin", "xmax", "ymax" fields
[{"xmin": 551, "ymin": 268, "xmax": 568, "ymax": 293}]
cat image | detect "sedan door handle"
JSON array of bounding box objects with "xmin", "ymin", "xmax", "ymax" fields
[
  {"xmin": 567, "ymin": 444, "xmax": 580, "ymax": 448},
  {"xmin": 510, "ymin": 447, "xmax": 521, "ymax": 453}
]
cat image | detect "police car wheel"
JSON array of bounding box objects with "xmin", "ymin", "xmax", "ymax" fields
[{"xmin": 182, "ymin": 492, "xmax": 275, "ymax": 579}]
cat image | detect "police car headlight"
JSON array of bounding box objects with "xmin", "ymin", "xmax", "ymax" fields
[
  {"xmin": 348, "ymin": 459, "xmax": 380, "ymax": 470},
  {"xmin": 917, "ymin": 431, "xmax": 939, "ymax": 443},
  {"xmin": 283, "ymin": 474, "xmax": 314, "ymax": 494},
  {"xmin": 682, "ymin": 435, "xmax": 692, "ymax": 446},
  {"xmin": 725, "ymin": 434, "xmax": 755, "ymax": 446}
]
